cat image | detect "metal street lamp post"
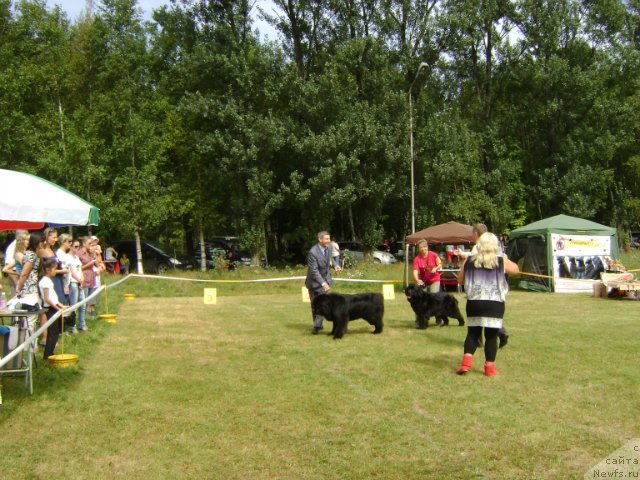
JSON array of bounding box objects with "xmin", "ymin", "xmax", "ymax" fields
[
  {"xmin": 405, "ymin": 62, "xmax": 429, "ymax": 286},
  {"xmin": 408, "ymin": 62, "xmax": 429, "ymax": 235}
]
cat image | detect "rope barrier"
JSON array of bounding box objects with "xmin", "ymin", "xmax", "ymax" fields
[
  {"xmin": 130, "ymin": 273, "xmax": 410, "ymax": 284},
  {"xmin": 0, "ymin": 285, "xmax": 106, "ymax": 370},
  {"xmin": 1, "ymin": 266, "xmax": 630, "ymax": 370},
  {"xmin": 129, "ymin": 273, "xmax": 306, "ymax": 283}
]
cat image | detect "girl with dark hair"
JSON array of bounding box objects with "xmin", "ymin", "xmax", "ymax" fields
[
  {"xmin": 16, "ymin": 230, "xmax": 46, "ymax": 302},
  {"xmin": 38, "ymin": 258, "xmax": 67, "ymax": 360}
]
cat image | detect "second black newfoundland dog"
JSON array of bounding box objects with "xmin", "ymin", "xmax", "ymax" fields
[
  {"xmin": 312, "ymin": 292, "xmax": 384, "ymax": 339},
  {"xmin": 404, "ymin": 284, "xmax": 465, "ymax": 329}
]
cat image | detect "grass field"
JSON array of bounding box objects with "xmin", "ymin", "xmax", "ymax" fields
[{"xmin": 1, "ymin": 258, "xmax": 639, "ymax": 479}]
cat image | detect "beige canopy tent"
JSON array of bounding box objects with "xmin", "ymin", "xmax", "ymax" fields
[
  {"xmin": 403, "ymin": 221, "xmax": 474, "ymax": 286},
  {"xmin": 405, "ymin": 221, "xmax": 474, "ymax": 245}
]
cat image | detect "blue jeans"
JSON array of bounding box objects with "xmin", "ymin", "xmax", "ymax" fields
[
  {"xmin": 70, "ymin": 283, "xmax": 85, "ymax": 329},
  {"xmin": 81, "ymin": 287, "xmax": 98, "ymax": 324}
]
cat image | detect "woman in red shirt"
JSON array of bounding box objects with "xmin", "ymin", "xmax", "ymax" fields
[{"xmin": 412, "ymin": 240, "xmax": 442, "ymax": 292}]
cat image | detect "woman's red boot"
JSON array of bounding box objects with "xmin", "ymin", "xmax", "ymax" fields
[
  {"xmin": 455, "ymin": 354, "xmax": 473, "ymax": 375},
  {"xmin": 484, "ymin": 361, "xmax": 500, "ymax": 376}
]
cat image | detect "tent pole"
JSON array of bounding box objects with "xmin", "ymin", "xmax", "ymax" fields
[{"xmin": 404, "ymin": 242, "xmax": 409, "ymax": 287}]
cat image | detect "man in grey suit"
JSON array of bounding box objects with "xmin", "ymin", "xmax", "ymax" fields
[{"xmin": 306, "ymin": 231, "xmax": 341, "ymax": 334}]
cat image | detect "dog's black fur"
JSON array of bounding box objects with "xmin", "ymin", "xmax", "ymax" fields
[
  {"xmin": 404, "ymin": 284, "xmax": 465, "ymax": 329},
  {"xmin": 312, "ymin": 292, "xmax": 384, "ymax": 339}
]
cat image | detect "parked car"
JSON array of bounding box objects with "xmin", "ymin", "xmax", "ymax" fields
[
  {"xmin": 111, "ymin": 240, "xmax": 192, "ymax": 274},
  {"xmin": 338, "ymin": 242, "xmax": 398, "ymax": 265},
  {"xmin": 378, "ymin": 241, "xmax": 406, "ymax": 261},
  {"xmin": 194, "ymin": 236, "xmax": 253, "ymax": 268}
]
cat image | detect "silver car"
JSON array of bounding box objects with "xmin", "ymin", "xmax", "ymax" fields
[{"xmin": 338, "ymin": 242, "xmax": 397, "ymax": 264}]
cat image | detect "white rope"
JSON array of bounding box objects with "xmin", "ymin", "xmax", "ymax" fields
[
  {"xmin": 129, "ymin": 273, "xmax": 306, "ymax": 283},
  {"xmin": 129, "ymin": 273, "xmax": 399, "ymax": 284},
  {"xmin": 0, "ymin": 272, "xmax": 400, "ymax": 369},
  {"xmin": 0, "ymin": 284, "xmax": 106, "ymax": 369}
]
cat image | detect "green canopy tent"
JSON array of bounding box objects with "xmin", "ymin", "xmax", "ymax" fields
[{"xmin": 507, "ymin": 214, "xmax": 619, "ymax": 293}]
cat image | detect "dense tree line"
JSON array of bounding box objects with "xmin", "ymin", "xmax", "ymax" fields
[{"xmin": 2, "ymin": 0, "xmax": 640, "ymax": 264}]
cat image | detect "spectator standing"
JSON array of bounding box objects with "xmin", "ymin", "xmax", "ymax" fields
[
  {"xmin": 3, "ymin": 231, "xmax": 29, "ymax": 288},
  {"xmin": 55, "ymin": 233, "xmax": 73, "ymax": 299},
  {"xmin": 4, "ymin": 229, "xmax": 28, "ymax": 294},
  {"xmin": 67, "ymin": 239, "xmax": 85, "ymax": 332},
  {"xmin": 16, "ymin": 231, "xmax": 47, "ymax": 348},
  {"xmin": 329, "ymin": 236, "xmax": 342, "ymax": 271},
  {"xmin": 78, "ymin": 236, "xmax": 98, "ymax": 325},
  {"xmin": 89, "ymin": 241, "xmax": 105, "ymax": 316},
  {"xmin": 39, "ymin": 258, "xmax": 67, "ymax": 361},
  {"xmin": 42, "ymin": 228, "xmax": 68, "ymax": 304},
  {"xmin": 455, "ymin": 233, "xmax": 519, "ymax": 376}
]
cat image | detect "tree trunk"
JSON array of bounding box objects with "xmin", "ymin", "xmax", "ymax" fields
[
  {"xmin": 199, "ymin": 226, "xmax": 207, "ymax": 272},
  {"xmin": 57, "ymin": 94, "xmax": 66, "ymax": 159},
  {"xmin": 286, "ymin": 0, "xmax": 306, "ymax": 80},
  {"xmin": 348, "ymin": 204, "xmax": 356, "ymax": 241}
]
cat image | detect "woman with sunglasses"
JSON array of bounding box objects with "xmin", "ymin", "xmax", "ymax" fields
[{"xmin": 67, "ymin": 239, "xmax": 86, "ymax": 332}]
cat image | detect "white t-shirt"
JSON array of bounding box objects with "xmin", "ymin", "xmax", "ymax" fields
[
  {"xmin": 56, "ymin": 248, "xmax": 72, "ymax": 288},
  {"xmin": 38, "ymin": 276, "xmax": 59, "ymax": 308},
  {"xmin": 105, "ymin": 247, "xmax": 117, "ymax": 261},
  {"xmin": 5, "ymin": 240, "xmax": 16, "ymax": 266},
  {"xmin": 68, "ymin": 254, "xmax": 83, "ymax": 284}
]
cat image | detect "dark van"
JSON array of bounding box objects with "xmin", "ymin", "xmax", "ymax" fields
[{"xmin": 111, "ymin": 241, "xmax": 192, "ymax": 274}]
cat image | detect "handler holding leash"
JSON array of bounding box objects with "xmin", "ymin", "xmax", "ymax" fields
[
  {"xmin": 455, "ymin": 233, "xmax": 519, "ymax": 376},
  {"xmin": 413, "ymin": 239, "xmax": 442, "ymax": 292},
  {"xmin": 306, "ymin": 231, "xmax": 341, "ymax": 334}
]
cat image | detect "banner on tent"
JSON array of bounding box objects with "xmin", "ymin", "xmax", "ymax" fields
[
  {"xmin": 551, "ymin": 234, "xmax": 610, "ymax": 257},
  {"xmin": 551, "ymin": 234, "xmax": 612, "ymax": 293}
]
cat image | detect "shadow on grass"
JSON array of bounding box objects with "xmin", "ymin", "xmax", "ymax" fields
[
  {"xmin": 413, "ymin": 351, "xmax": 461, "ymax": 370},
  {"xmin": 283, "ymin": 320, "xmax": 385, "ymax": 338},
  {"xmin": 1, "ymin": 279, "xmax": 129, "ymax": 418}
]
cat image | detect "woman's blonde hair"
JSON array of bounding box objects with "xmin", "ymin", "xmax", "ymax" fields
[
  {"xmin": 15, "ymin": 231, "xmax": 29, "ymax": 254},
  {"xmin": 58, "ymin": 233, "xmax": 72, "ymax": 245},
  {"xmin": 473, "ymin": 232, "xmax": 500, "ymax": 269}
]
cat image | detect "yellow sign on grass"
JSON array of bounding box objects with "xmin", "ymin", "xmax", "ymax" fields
[
  {"xmin": 204, "ymin": 288, "xmax": 217, "ymax": 305},
  {"xmin": 382, "ymin": 284, "xmax": 395, "ymax": 300},
  {"xmin": 302, "ymin": 286, "xmax": 310, "ymax": 303}
]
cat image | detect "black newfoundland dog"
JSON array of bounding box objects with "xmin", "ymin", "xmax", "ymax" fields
[
  {"xmin": 404, "ymin": 284, "xmax": 465, "ymax": 329},
  {"xmin": 312, "ymin": 292, "xmax": 384, "ymax": 339}
]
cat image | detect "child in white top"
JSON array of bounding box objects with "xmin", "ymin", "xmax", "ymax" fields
[{"xmin": 39, "ymin": 258, "xmax": 66, "ymax": 360}]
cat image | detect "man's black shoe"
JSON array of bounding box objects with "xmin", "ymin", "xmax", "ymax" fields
[{"xmin": 312, "ymin": 327, "xmax": 321, "ymax": 335}]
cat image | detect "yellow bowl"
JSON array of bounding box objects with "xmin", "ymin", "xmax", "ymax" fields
[
  {"xmin": 98, "ymin": 313, "xmax": 117, "ymax": 323},
  {"xmin": 124, "ymin": 293, "xmax": 137, "ymax": 300},
  {"xmin": 48, "ymin": 353, "xmax": 79, "ymax": 367}
]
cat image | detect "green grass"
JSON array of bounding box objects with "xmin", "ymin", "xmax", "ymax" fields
[{"xmin": 1, "ymin": 265, "xmax": 638, "ymax": 479}]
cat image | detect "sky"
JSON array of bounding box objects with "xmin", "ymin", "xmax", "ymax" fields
[{"xmin": 45, "ymin": 0, "xmax": 281, "ymax": 41}]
